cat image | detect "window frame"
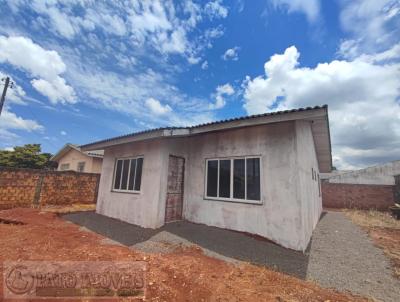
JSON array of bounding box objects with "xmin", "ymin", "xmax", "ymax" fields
[
  {"xmin": 77, "ymin": 161, "xmax": 85, "ymax": 172},
  {"xmin": 60, "ymin": 163, "xmax": 70, "ymax": 171},
  {"xmin": 111, "ymin": 156, "xmax": 144, "ymax": 194},
  {"xmin": 204, "ymin": 156, "xmax": 263, "ymax": 205}
]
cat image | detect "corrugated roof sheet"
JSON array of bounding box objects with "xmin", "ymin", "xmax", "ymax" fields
[{"xmin": 81, "ymin": 105, "xmax": 327, "ymax": 148}]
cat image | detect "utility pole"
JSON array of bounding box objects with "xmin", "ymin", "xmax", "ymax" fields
[{"xmin": 0, "ymin": 77, "xmax": 13, "ymax": 117}]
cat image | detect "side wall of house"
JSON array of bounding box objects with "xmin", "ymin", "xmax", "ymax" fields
[
  {"xmin": 91, "ymin": 157, "xmax": 103, "ymax": 174},
  {"xmin": 183, "ymin": 122, "xmax": 306, "ymax": 251},
  {"xmin": 295, "ymin": 120, "xmax": 323, "ymax": 249},
  {"xmin": 57, "ymin": 149, "xmax": 92, "ymax": 172},
  {"xmin": 96, "ymin": 140, "xmax": 164, "ymax": 228}
]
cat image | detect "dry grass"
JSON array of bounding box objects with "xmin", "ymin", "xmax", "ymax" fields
[
  {"xmin": 40, "ymin": 203, "xmax": 96, "ymax": 214},
  {"xmin": 344, "ymin": 209, "xmax": 400, "ymax": 229},
  {"xmin": 345, "ymin": 209, "xmax": 400, "ymax": 279}
]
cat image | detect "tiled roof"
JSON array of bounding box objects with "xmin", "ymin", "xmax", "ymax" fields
[{"xmin": 81, "ymin": 105, "xmax": 327, "ymax": 148}]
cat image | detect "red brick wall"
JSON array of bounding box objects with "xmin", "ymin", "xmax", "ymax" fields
[
  {"xmin": 0, "ymin": 167, "xmax": 100, "ymax": 209},
  {"xmin": 322, "ymin": 181, "xmax": 394, "ymax": 210},
  {"xmin": 395, "ymin": 175, "xmax": 400, "ymax": 203}
]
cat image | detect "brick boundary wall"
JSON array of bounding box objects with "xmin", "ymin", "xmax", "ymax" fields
[
  {"xmin": 322, "ymin": 181, "xmax": 395, "ymax": 210},
  {"xmin": 0, "ymin": 167, "xmax": 100, "ymax": 209}
]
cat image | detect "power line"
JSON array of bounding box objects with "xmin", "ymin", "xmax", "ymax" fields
[{"xmin": 0, "ymin": 77, "xmax": 14, "ymax": 116}]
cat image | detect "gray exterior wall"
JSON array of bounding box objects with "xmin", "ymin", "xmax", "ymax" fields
[
  {"xmin": 95, "ymin": 121, "xmax": 322, "ymax": 251},
  {"xmin": 96, "ymin": 140, "xmax": 165, "ymax": 228},
  {"xmin": 327, "ymin": 160, "xmax": 400, "ymax": 185}
]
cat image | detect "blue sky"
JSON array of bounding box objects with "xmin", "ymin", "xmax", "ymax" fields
[{"xmin": 0, "ymin": 0, "xmax": 399, "ymax": 169}]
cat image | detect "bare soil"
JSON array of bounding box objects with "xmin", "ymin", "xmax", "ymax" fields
[
  {"xmin": 345, "ymin": 209, "xmax": 400, "ymax": 278},
  {"xmin": 0, "ymin": 207, "xmax": 369, "ymax": 301}
]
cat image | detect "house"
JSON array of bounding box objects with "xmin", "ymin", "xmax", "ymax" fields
[
  {"xmin": 51, "ymin": 144, "xmax": 103, "ymax": 173},
  {"xmin": 81, "ymin": 105, "xmax": 332, "ymax": 251}
]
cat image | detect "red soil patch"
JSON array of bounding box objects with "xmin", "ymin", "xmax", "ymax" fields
[
  {"xmin": 368, "ymin": 227, "xmax": 400, "ymax": 278},
  {"xmin": 0, "ymin": 208, "xmax": 368, "ymax": 301}
]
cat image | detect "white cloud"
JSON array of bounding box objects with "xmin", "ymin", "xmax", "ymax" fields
[
  {"xmin": 0, "ymin": 35, "xmax": 76, "ymax": 104},
  {"xmin": 7, "ymin": 1, "xmax": 224, "ymax": 63},
  {"xmin": 204, "ymin": 0, "xmax": 229, "ymax": 19},
  {"xmin": 60, "ymin": 130, "xmax": 67, "ymax": 136},
  {"xmin": 31, "ymin": 77, "xmax": 76, "ymax": 105},
  {"xmin": 0, "ymin": 109, "xmax": 44, "ymax": 142},
  {"xmin": 145, "ymin": 97, "xmax": 173, "ymax": 115},
  {"xmin": 209, "ymin": 83, "xmax": 234, "ymax": 110},
  {"xmin": 188, "ymin": 56, "xmax": 201, "ymax": 65},
  {"xmin": 270, "ymin": 0, "xmax": 320, "ymax": 22},
  {"xmin": 201, "ymin": 61, "xmax": 209, "ymax": 70},
  {"xmin": 242, "ymin": 45, "xmax": 400, "ymax": 169},
  {"xmin": 222, "ymin": 46, "xmax": 240, "ymax": 61},
  {"xmin": 338, "ymin": 0, "xmax": 400, "ymax": 57}
]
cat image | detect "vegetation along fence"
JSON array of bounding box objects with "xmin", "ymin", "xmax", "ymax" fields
[{"xmin": 0, "ymin": 167, "xmax": 100, "ymax": 209}]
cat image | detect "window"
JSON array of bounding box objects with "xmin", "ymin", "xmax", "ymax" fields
[
  {"xmin": 77, "ymin": 162, "xmax": 85, "ymax": 172},
  {"xmin": 318, "ymin": 175, "xmax": 321, "ymax": 197},
  {"xmin": 113, "ymin": 157, "xmax": 143, "ymax": 192},
  {"xmin": 205, "ymin": 157, "xmax": 261, "ymax": 203},
  {"xmin": 60, "ymin": 163, "xmax": 70, "ymax": 171}
]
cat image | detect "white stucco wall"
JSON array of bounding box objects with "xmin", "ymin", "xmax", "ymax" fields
[
  {"xmin": 95, "ymin": 121, "xmax": 322, "ymax": 251},
  {"xmin": 96, "ymin": 140, "xmax": 165, "ymax": 228},
  {"xmin": 183, "ymin": 121, "xmax": 320, "ymax": 251},
  {"xmin": 294, "ymin": 120, "xmax": 323, "ymax": 249}
]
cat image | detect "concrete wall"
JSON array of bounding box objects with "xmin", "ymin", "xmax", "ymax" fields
[
  {"xmin": 96, "ymin": 140, "xmax": 164, "ymax": 228},
  {"xmin": 91, "ymin": 157, "xmax": 103, "ymax": 174},
  {"xmin": 327, "ymin": 160, "xmax": 400, "ymax": 185},
  {"xmin": 96, "ymin": 121, "xmax": 322, "ymax": 251},
  {"xmin": 294, "ymin": 120, "xmax": 323, "ymax": 249},
  {"xmin": 57, "ymin": 149, "xmax": 103, "ymax": 173},
  {"xmin": 183, "ymin": 121, "xmax": 320, "ymax": 251}
]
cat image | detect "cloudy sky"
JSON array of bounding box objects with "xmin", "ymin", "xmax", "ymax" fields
[{"xmin": 0, "ymin": 0, "xmax": 399, "ymax": 169}]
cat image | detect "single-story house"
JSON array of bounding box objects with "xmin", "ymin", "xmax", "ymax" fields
[
  {"xmin": 51, "ymin": 143, "xmax": 103, "ymax": 173},
  {"xmin": 81, "ymin": 105, "xmax": 332, "ymax": 251}
]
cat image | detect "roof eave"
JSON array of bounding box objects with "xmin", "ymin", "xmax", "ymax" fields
[{"xmin": 81, "ymin": 128, "xmax": 190, "ymax": 151}]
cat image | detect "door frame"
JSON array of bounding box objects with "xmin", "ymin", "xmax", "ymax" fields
[{"xmin": 164, "ymin": 155, "xmax": 185, "ymax": 223}]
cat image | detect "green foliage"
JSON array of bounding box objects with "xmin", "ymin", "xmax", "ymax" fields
[{"xmin": 0, "ymin": 144, "xmax": 54, "ymax": 169}]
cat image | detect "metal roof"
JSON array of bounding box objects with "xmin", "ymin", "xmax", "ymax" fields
[{"xmin": 81, "ymin": 105, "xmax": 328, "ymax": 149}]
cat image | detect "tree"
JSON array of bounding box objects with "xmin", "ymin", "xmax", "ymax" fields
[{"xmin": 0, "ymin": 144, "xmax": 54, "ymax": 169}]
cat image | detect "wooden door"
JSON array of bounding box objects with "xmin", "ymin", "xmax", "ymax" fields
[{"xmin": 165, "ymin": 155, "xmax": 185, "ymax": 223}]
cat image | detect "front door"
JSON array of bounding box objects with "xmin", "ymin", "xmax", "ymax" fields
[{"xmin": 165, "ymin": 155, "xmax": 185, "ymax": 223}]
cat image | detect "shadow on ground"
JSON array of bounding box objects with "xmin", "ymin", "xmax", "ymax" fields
[{"xmin": 63, "ymin": 211, "xmax": 312, "ymax": 279}]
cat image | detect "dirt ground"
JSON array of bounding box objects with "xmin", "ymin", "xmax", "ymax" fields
[
  {"xmin": 345, "ymin": 209, "xmax": 400, "ymax": 278},
  {"xmin": 0, "ymin": 207, "xmax": 368, "ymax": 302}
]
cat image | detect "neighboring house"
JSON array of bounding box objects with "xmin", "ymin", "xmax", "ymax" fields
[
  {"xmin": 81, "ymin": 105, "xmax": 332, "ymax": 251},
  {"xmin": 51, "ymin": 144, "xmax": 103, "ymax": 173}
]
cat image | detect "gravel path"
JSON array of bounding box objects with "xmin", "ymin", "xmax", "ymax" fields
[
  {"xmin": 63, "ymin": 211, "xmax": 400, "ymax": 301},
  {"xmin": 306, "ymin": 211, "xmax": 400, "ymax": 302}
]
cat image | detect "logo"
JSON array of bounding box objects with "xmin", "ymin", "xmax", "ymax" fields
[
  {"xmin": 3, "ymin": 261, "xmax": 147, "ymax": 299},
  {"xmin": 5, "ymin": 265, "xmax": 34, "ymax": 295}
]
